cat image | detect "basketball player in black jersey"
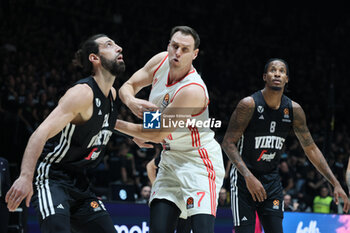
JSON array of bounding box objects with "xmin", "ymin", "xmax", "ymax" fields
[
  {"xmin": 5, "ymin": 34, "xmax": 125, "ymax": 233},
  {"xmin": 222, "ymin": 58, "xmax": 350, "ymax": 233}
]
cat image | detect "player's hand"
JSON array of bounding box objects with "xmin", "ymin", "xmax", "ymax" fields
[
  {"xmin": 127, "ymin": 97, "xmax": 158, "ymax": 119},
  {"xmin": 333, "ymin": 184, "xmax": 350, "ymax": 213},
  {"xmin": 5, "ymin": 176, "xmax": 33, "ymax": 211},
  {"xmin": 245, "ymin": 174, "xmax": 267, "ymax": 202},
  {"xmin": 133, "ymin": 138, "xmax": 154, "ymax": 148}
]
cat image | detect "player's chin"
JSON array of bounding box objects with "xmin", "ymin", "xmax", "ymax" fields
[{"xmin": 270, "ymin": 85, "xmax": 283, "ymax": 91}]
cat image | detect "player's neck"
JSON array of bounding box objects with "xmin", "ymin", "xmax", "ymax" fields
[
  {"xmin": 168, "ymin": 65, "xmax": 193, "ymax": 84},
  {"xmin": 261, "ymin": 88, "xmax": 283, "ymax": 110},
  {"xmin": 93, "ymin": 70, "xmax": 115, "ymax": 97}
]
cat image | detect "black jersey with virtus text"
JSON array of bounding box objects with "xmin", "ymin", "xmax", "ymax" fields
[
  {"xmin": 238, "ymin": 91, "xmax": 293, "ymax": 173},
  {"xmin": 37, "ymin": 76, "xmax": 117, "ymax": 173}
]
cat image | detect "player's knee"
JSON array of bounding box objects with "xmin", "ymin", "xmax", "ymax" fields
[{"xmin": 191, "ymin": 214, "xmax": 215, "ymax": 233}]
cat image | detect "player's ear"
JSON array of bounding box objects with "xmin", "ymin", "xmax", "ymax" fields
[
  {"xmin": 263, "ymin": 73, "xmax": 267, "ymax": 82},
  {"xmin": 286, "ymin": 75, "xmax": 289, "ymax": 83},
  {"xmin": 193, "ymin": 48, "xmax": 199, "ymax": 60},
  {"xmin": 89, "ymin": 53, "xmax": 99, "ymax": 64}
]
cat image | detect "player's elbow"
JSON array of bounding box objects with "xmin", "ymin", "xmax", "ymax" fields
[{"xmin": 221, "ymin": 138, "xmax": 231, "ymax": 153}]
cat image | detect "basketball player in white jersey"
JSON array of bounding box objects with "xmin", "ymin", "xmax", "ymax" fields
[{"xmin": 115, "ymin": 26, "xmax": 225, "ymax": 233}]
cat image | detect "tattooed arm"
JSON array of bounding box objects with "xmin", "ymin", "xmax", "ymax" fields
[
  {"xmin": 292, "ymin": 101, "xmax": 349, "ymax": 212},
  {"xmin": 222, "ymin": 97, "xmax": 267, "ymax": 202}
]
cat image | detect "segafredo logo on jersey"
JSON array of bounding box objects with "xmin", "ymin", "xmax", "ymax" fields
[{"xmin": 143, "ymin": 110, "xmax": 221, "ymax": 130}]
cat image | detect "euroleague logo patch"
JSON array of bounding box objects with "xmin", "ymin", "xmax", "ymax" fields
[
  {"xmin": 90, "ymin": 201, "xmax": 99, "ymax": 208},
  {"xmin": 162, "ymin": 93, "xmax": 170, "ymax": 108},
  {"xmin": 273, "ymin": 199, "xmax": 280, "ymax": 210},
  {"xmin": 90, "ymin": 201, "xmax": 102, "ymax": 212},
  {"xmin": 187, "ymin": 197, "xmax": 194, "ymax": 209}
]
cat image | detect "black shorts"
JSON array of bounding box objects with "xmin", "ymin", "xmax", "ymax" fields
[
  {"xmin": 31, "ymin": 168, "xmax": 110, "ymax": 227},
  {"xmin": 230, "ymin": 167, "xmax": 284, "ymax": 227}
]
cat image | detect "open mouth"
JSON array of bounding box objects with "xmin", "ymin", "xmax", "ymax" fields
[{"xmin": 117, "ymin": 54, "xmax": 123, "ymax": 61}]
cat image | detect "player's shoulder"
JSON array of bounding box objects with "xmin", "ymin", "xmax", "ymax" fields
[
  {"xmin": 238, "ymin": 96, "xmax": 255, "ymax": 109},
  {"xmin": 61, "ymin": 83, "xmax": 93, "ymax": 107},
  {"xmin": 144, "ymin": 51, "xmax": 168, "ymax": 73},
  {"xmin": 148, "ymin": 51, "xmax": 168, "ymax": 66},
  {"xmin": 291, "ymin": 100, "xmax": 301, "ymax": 109}
]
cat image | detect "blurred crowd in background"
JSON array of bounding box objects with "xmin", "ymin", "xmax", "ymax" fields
[{"xmin": 1, "ymin": 0, "xmax": 350, "ymax": 214}]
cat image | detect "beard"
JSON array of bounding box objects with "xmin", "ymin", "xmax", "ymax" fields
[{"xmin": 100, "ymin": 55, "xmax": 126, "ymax": 76}]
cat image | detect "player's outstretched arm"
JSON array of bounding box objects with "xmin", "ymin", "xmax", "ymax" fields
[
  {"xmin": 118, "ymin": 52, "xmax": 167, "ymax": 118},
  {"xmin": 115, "ymin": 84, "xmax": 206, "ymax": 143},
  {"xmin": 292, "ymin": 101, "xmax": 350, "ymax": 213},
  {"xmin": 5, "ymin": 84, "xmax": 93, "ymax": 211},
  {"xmin": 222, "ymin": 97, "xmax": 267, "ymax": 202}
]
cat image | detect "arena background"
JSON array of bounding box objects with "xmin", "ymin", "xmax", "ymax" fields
[{"xmin": 1, "ymin": 1, "xmax": 350, "ymax": 232}]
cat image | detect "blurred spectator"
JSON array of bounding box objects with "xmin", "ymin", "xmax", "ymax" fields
[
  {"xmin": 218, "ymin": 187, "xmax": 230, "ymax": 208},
  {"xmin": 279, "ymin": 160, "xmax": 295, "ymax": 195},
  {"xmin": 136, "ymin": 185, "xmax": 151, "ymax": 204},
  {"xmin": 298, "ymin": 168, "xmax": 327, "ymax": 211},
  {"xmin": 118, "ymin": 143, "xmax": 137, "ymax": 185},
  {"xmin": 313, "ymin": 186, "xmax": 337, "ymax": 214},
  {"xmin": 283, "ymin": 194, "xmax": 300, "ymax": 212}
]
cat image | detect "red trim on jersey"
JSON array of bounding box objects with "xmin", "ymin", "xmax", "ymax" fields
[
  {"xmin": 166, "ymin": 69, "xmax": 195, "ymax": 87},
  {"xmin": 170, "ymin": 82, "xmax": 206, "ymax": 102},
  {"xmin": 189, "ymin": 127, "xmax": 195, "ymax": 147},
  {"xmin": 188, "ymin": 126, "xmax": 201, "ymax": 147},
  {"xmin": 194, "ymin": 127, "xmax": 201, "ymax": 147},
  {"xmin": 170, "ymin": 82, "xmax": 209, "ymax": 117},
  {"xmin": 153, "ymin": 54, "xmax": 168, "ymax": 77},
  {"xmin": 85, "ymin": 147, "xmax": 98, "ymax": 160},
  {"xmin": 192, "ymin": 99, "xmax": 210, "ymax": 117},
  {"xmin": 198, "ymin": 148, "xmax": 217, "ymax": 216}
]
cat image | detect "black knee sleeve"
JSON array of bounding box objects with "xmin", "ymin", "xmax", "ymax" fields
[
  {"xmin": 191, "ymin": 214, "xmax": 215, "ymax": 233},
  {"xmin": 150, "ymin": 199, "xmax": 181, "ymax": 233},
  {"xmin": 259, "ymin": 214, "xmax": 283, "ymax": 233}
]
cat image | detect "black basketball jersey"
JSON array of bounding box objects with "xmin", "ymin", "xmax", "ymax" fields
[
  {"xmin": 37, "ymin": 76, "xmax": 118, "ymax": 173},
  {"xmin": 238, "ymin": 91, "xmax": 293, "ymax": 173}
]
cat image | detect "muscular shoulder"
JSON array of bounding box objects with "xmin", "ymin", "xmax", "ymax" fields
[
  {"xmin": 171, "ymin": 84, "xmax": 205, "ymax": 108},
  {"xmin": 144, "ymin": 52, "xmax": 168, "ymax": 73},
  {"xmin": 59, "ymin": 83, "xmax": 93, "ymax": 113},
  {"xmin": 238, "ymin": 96, "xmax": 255, "ymax": 110},
  {"xmin": 291, "ymin": 101, "xmax": 306, "ymax": 123}
]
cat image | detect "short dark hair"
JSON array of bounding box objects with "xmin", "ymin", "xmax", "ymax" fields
[
  {"xmin": 264, "ymin": 58, "xmax": 289, "ymax": 76},
  {"xmin": 73, "ymin": 34, "xmax": 108, "ymax": 75},
  {"xmin": 170, "ymin": 26, "xmax": 200, "ymax": 50}
]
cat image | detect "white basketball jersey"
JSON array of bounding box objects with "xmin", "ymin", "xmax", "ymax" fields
[{"xmin": 149, "ymin": 53, "xmax": 215, "ymax": 151}]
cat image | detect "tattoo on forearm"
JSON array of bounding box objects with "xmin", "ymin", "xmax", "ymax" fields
[
  {"xmin": 293, "ymin": 106, "xmax": 314, "ymax": 147},
  {"xmin": 317, "ymin": 157, "xmax": 333, "ymax": 182},
  {"xmin": 222, "ymin": 99, "xmax": 254, "ymax": 177},
  {"xmin": 225, "ymin": 142, "xmax": 250, "ymax": 177}
]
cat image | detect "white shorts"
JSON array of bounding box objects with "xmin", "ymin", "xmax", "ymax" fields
[{"xmin": 149, "ymin": 140, "xmax": 225, "ymax": 219}]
